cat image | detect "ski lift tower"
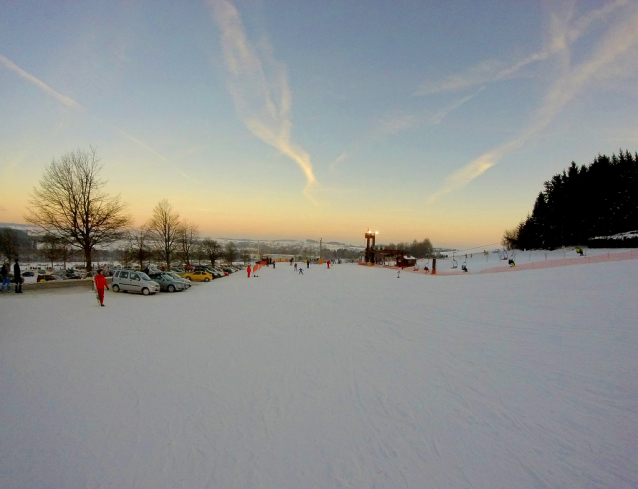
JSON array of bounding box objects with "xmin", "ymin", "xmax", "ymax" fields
[{"xmin": 364, "ymin": 230, "xmax": 378, "ymax": 263}]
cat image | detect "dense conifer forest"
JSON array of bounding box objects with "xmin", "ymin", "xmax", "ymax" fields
[{"xmin": 507, "ymin": 150, "xmax": 638, "ymax": 249}]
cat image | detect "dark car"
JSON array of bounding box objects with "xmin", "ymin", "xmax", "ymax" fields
[
  {"xmin": 164, "ymin": 271, "xmax": 192, "ymax": 288},
  {"xmin": 148, "ymin": 273, "xmax": 188, "ymax": 292}
]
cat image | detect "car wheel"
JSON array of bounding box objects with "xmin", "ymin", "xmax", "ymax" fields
[
  {"xmin": 142, "ymin": 287, "xmax": 150, "ymax": 296},
  {"xmin": 168, "ymin": 284, "xmax": 175, "ymax": 293},
  {"xmin": 204, "ymin": 277, "xmax": 210, "ymax": 282},
  {"xmin": 112, "ymin": 284, "xmax": 120, "ymax": 293}
]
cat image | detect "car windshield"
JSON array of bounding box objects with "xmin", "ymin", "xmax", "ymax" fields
[
  {"xmin": 139, "ymin": 272, "xmax": 151, "ymax": 280},
  {"xmin": 167, "ymin": 272, "xmax": 183, "ymax": 280}
]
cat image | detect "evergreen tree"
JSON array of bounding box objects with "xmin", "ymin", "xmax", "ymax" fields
[{"xmin": 513, "ymin": 150, "xmax": 637, "ymax": 249}]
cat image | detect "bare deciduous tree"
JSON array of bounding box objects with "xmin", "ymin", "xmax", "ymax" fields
[
  {"xmin": 128, "ymin": 226, "xmax": 153, "ymax": 270},
  {"xmin": 40, "ymin": 234, "xmax": 62, "ymax": 269},
  {"xmin": 0, "ymin": 228, "xmax": 23, "ymax": 262},
  {"xmin": 502, "ymin": 228, "xmax": 518, "ymax": 250},
  {"xmin": 177, "ymin": 221, "xmax": 199, "ymax": 267},
  {"xmin": 224, "ymin": 241, "xmax": 238, "ymax": 265},
  {"xmin": 239, "ymin": 249, "xmax": 251, "ymax": 265},
  {"xmin": 201, "ymin": 238, "xmax": 222, "ymax": 267},
  {"xmin": 147, "ymin": 199, "xmax": 180, "ymax": 270},
  {"xmin": 25, "ymin": 147, "xmax": 132, "ymax": 271}
]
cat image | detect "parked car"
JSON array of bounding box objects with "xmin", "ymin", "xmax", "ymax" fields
[
  {"xmin": 195, "ymin": 265, "xmax": 222, "ymax": 279},
  {"xmin": 193, "ymin": 265, "xmax": 212, "ymax": 273},
  {"xmin": 111, "ymin": 270, "xmax": 160, "ymax": 295},
  {"xmin": 164, "ymin": 271, "xmax": 192, "ymax": 288},
  {"xmin": 20, "ymin": 271, "xmax": 38, "ymax": 284},
  {"xmin": 148, "ymin": 273, "xmax": 188, "ymax": 292},
  {"xmin": 182, "ymin": 271, "xmax": 213, "ymax": 282},
  {"xmin": 207, "ymin": 268, "xmax": 223, "ymax": 279},
  {"xmin": 65, "ymin": 269, "xmax": 83, "ymax": 279}
]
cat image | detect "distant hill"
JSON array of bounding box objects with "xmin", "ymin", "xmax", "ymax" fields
[{"xmin": 0, "ymin": 223, "xmax": 39, "ymax": 235}]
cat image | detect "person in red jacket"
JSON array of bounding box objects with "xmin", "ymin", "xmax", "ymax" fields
[
  {"xmin": 247, "ymin": 265, "xmax": 251, "ymax": 278},
  {"xmin": 94, "ymin": 269, "xmax": 109, "ymax": 306}
]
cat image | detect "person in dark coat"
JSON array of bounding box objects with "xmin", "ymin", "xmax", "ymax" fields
[
  {"xmin": 1, "ymin": 262, "xmax": 10, "ymax": 292},
  {"xmin": 13, "ymin": 258, "xmax": 22, "ymax": 293}
]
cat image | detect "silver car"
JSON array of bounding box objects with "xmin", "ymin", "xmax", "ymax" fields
[{"xmin": 111, "ymin": 270, "xmax": 160, "ymax": 295}]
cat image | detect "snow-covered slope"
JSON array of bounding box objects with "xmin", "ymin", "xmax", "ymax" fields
[{"xmin": 1, "ymin": 257, "xmax": 637, "ymax": 488}]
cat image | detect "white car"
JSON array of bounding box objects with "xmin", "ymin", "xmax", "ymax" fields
[{"xmin": 111, "ymin": 270, "xmax": 160, "ymax": 295}]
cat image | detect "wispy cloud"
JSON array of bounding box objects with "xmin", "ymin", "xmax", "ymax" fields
[
  {"xmin": 0, "ymin": 52, "xmax": 196, "ymax": 182},
  {"xmin": 211, "ymin": 0, "xmax": 317, "ymax": 202},
  {"xmin": 415, "ymin": 0, "xmax": 630, "ymax": 96},
  {"xmin": 429, "ymin": 87, "xmax": 485, "ymax": 125},
  {"xmin": 376, "ymin": 114, "xmax": 418, "ymax": 135},
  {"xmin": 329, "ymin": 152, "xmax": 348, "ymax": 171},
  {"xmin": 430, "ymin": 3, "xmax": 638, "ymax": 200},
  {"xmin": 0, "ymin": 53, "xmax": 84, "ymax": 109}
]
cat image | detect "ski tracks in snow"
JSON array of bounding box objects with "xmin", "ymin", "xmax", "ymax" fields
[{"xmin": 1, "ymin": 261, "xmax": 637, "ymax": 487}]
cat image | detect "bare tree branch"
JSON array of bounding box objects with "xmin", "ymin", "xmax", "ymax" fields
[
  {"xmin": 146, "ymin": 199, "xmax": 180, "ymax": 270},
  {"xmin": 24, "ymin": 147, "xmax": 132, "ymax": 270}
]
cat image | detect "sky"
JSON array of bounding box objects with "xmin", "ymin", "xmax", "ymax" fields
[{"xmin": 1, "ymin": 0, "xmax": 638, "ymax": 249}]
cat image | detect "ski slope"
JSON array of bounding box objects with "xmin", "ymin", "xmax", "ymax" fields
[{"xmin": 1, "ymin": 256, "xmax": 637, "ymax": 488}]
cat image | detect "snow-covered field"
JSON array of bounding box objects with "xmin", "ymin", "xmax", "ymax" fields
[{"xmin": 1, "ymin": 256, "xmax": 637, "ymax": 488}]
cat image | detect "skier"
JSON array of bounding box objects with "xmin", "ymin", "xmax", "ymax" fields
[
  {"xmin": 13, "ymin": 258, "xmax": 22, "ymax": 293},
  {"xmin": 508, "ymin": 258, "xmax": 515, "ymax": 267},
  {"xmin": 294, "ymin": 263, "xmax": 297, "ymax": 271},
  {"xmin": 247, "ymin": 265, "xmax": 251, "ymax": 278},
  {"xmin": 94, "ymin": 269, "xmax": 109, "ymax": 306},
  {"xmin": 327, "ymin": 260, "xmax": 330, "ymax": 269},
  {"xmin": 397, "ymin": 269, "xmax": 400, "ymax": 278},
  {"xmin": 0, "ymin": 262, "xmax": 10, "ymax": 292},
  {"xmin": 576, "ymin": 247, "xmax": 584, "ymax": 256},
  {"xmin": 290, "ymin": 257, "xmax": 293, "ymax": 266},
  {"xmin": 299, "ymin": 268, "xmax": 304, "ymax": 275},
  {"xmin": 307, "ymin": 260, "xmax": 309, "ymax": 269},
  {"xmin": 461, "ymin": 263, "xmax": 468, "ymax": 272}
]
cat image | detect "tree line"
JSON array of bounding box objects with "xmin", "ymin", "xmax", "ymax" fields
[
  {"xmin": 381, "ymin": 238, "xmax": 434, "ymax": 258},
  {"xmin": 3, "ymin": 147, "xmax": 365, "ymax": 270},
  {"xmin": 503, "ymin": 150, "xmax": 638, "ymax": 250}
]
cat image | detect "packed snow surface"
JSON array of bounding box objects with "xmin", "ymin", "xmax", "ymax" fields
[{"xmin": 1, "ymin": 257, "xmax": 637, "ymax": 488}]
